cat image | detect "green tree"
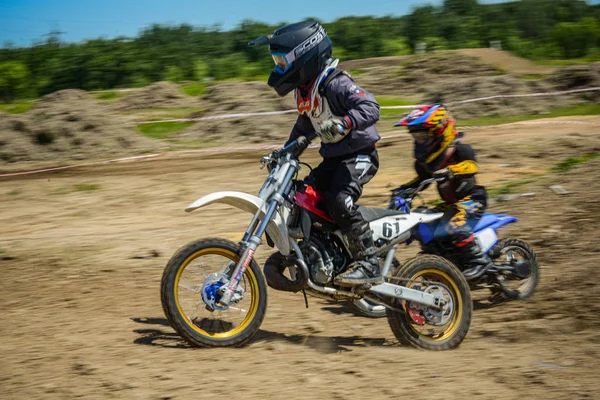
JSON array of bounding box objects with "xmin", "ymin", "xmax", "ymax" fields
[
  {"xmin": 164, "ymin": 65, "xmax": 184, "ymax": 82},
  {"xmin": 194, "ymin": 58, "xmax": 210, "ymax": 81},
  {"xmin": 551, "ymin": 18, "xmax": 600, "ymax": 58},
  {"xmin": 0, "ymin": 61, "xmax": 30, "ymax": 101},
  {"xmin": 382, "ymin": 37, "xmax": 412, "ymax": 56},
  {"xmin": 443, "ymin": 0, "xmax": 479, "ymax": 15},
  {"xmin": 404, "ymin": 5, "xmax": 438, "ymax": 47}
]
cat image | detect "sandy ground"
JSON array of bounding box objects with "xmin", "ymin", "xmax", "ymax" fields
[{"xmin": 1, "ymin": 118, "xmax": 600, "ymax": 399}]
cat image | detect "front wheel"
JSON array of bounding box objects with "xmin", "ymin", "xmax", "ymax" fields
[
  {"xmin": 387, "ymin": 255, "xmax": 472, "ymax": 350},
  {"xmin": 161, "ymin": 238, "xmax": 267, "ymax": 347}
]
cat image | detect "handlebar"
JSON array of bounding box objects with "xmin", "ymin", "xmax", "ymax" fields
[
  {"xmin": 260, "ymin": 136, "xmax": 311, "ymax": 169},
  {"xmin": 280, "ymin": 136, "xmax": 310, "ymax": 157},
  {"xmin": 392, "ymin": 176, "xmax": 444, "ymax": 199}
]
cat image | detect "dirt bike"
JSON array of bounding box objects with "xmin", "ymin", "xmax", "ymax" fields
[
  {"xmin": 161, "ymin": 136, "xmax": 472, "ymax": 350},
  {"xmin": 388, "ymin": 182, "xmax": 539, "ymax": 301}
]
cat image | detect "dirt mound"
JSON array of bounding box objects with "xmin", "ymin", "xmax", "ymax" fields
[
  {"xmin": 174, "ymin": 81, "xmax": 297, "ymax": 144},
  {"xmin": 112, "ymin": 81, "xmax": 197, "ymax": 110},
  {"xmin": 348, "ymin": 52, "xmax": 502, "ymax": 97},
  {"xmin": 37, "ymin": 88, "xmax": 97, "ymax": 104},
  {"xmin": 352, "ymin": 58, "xmax": 598, "ymax": 119},
  {"xmin": 550, "ymin": 63, "xmax": 600, "ymax": 90},
  {"xmin": 403, "ymin": 52, "xmax": 501, "ymax": 77},
  {"xmin": 339, "ymin": 55, "xmax": 410, "ymax": 71},
  {"xmin": 0, "ymin": 89, "xmax": 160, "ymax": 165},
  {"xmin": 340, "ymin": 49, "xmax": 556, "ymax": 76},
  {"xmin": 422, "ymin": 75, "xmax": 579, "ymax": 119},
  {"xmin": 175, "ymin": 113, "xmax": 298, "ymax": 144},
  {"xmin": 455, "ymin": 48, "xmax": 556, "ymax": 75},
  {"xmin": 202, "ymin": 81, "xmax": 296, "ymax": 114},
  {"xmin": 548, "ymin": 63, "xmax": 600, "ymax": 104}
]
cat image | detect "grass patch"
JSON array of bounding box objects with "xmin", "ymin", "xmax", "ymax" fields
[
  {"xmin": 7, "ymin": 189, "xmax": 22, "ymax": 196},
  {"xmin": 487, "ymin": 176, "xmax": 539, "ymax": 198},
  {"xmin": 0, "ymin": 102, "xmax": 34, "ymax": 114},
  {"xmin": 460, "ymin": 104, "xmax": 600, "ymax": 126},
  {"xmin": 377, "ymin": 96, "xmax": 419, "ymax": 117},
  {"xmin": 137, "ymin": 121, "xmax": 195, "ymax": 139},
  {"xmin": 536, "ymin": 55, "xmax": 600, "ymax": 66},
  {"xmin": 180, "ymin": 83, "xmax": 206, "ymax": 97},
  {"xmin": 376, "ymin": 96, "xmax": 417, "ymax": 107},
  {"xmin": 74, "ymin": 183, "xmax": 101, "ymax": 192},
  {"xmin": 552, "ymin": 152, "xmax": 600, "ymax": 172},
  {"xmin": 119, "ymin": 108, "xmax": 204, "ymax": 121}
]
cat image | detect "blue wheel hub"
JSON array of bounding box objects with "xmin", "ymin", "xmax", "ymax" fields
[{"xmin": 201, "ymin": 273, "xmax": 230, "ymax": 311}]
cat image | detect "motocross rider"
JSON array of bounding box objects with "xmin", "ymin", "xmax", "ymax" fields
[
  {"xmin": 249, "ymin": 21, "xmax": 382, "ymax": 287},
  {"xmin": 395, "ymin": 104, "xmax": 494, "ymax": 280}
]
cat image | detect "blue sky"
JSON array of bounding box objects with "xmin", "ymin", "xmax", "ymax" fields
[{"xmin": 1, "ymin": 0, "xmax": 599, "ymax": 46}]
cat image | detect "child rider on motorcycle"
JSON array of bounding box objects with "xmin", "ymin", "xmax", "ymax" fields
[
  {"xmin": 250, "ymin": 21, "xmax": 382, "ymax": 287},
  {"xmin": 394, "ymin": 104, "xmax": 495, "ymax": 280}
]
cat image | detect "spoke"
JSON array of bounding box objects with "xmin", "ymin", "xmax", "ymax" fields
[
  {"xmin": 179, "ymin": 281, "xmax": 203, "ymax": 293},
  {"xmin": 506, "ymin": 250, "xmax": 515, "ymax": 261}
]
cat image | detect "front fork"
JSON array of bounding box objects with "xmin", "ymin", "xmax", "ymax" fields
[{"xmin": 217, "ymin": 169, "xmax": 296, "ymax": 307}]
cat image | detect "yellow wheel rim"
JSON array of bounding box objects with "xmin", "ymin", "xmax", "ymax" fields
[
  {"xmin": 405, "ymin": 268, "xmax": 463, "ymax": 342},
  {"xmin": 173, "ymin": 248, "xmax": 259, "ymax": 339}
]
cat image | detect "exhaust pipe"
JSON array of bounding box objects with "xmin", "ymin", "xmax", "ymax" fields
[{"xmin": 263, "ymin": 252, "xmax": 309, "ymax": 293}]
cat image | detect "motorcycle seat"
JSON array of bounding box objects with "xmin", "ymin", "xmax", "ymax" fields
[{"xmin": 357, "ymin": 206, "xmax": 407, "ymax": 223}]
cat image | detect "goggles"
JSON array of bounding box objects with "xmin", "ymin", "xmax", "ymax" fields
[
  {"xmin": 271, "ymin": 52, "xmax": 293, "ymax": 74},
  {"xmin": 409, "ymin": 129, "xmax": 432, "ymax": 144}
]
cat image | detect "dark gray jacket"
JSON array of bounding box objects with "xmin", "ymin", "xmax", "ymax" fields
[{"xmin": 287, "ymin": 72, "xmax": 380, "ymax": 158}]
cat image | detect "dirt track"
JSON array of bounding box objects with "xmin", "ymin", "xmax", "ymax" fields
[{"xmin": 1, "ymin": 118, "xmax": 600, "ymax": 399}]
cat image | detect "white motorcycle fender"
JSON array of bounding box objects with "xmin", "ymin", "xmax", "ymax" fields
[
  {"xmin": 185, "ymin": 191, "xmax": 291, "ymax": 255},
  {"xmin": 370, "ymin": 211, "xmax": 444, "ymax": 242}
]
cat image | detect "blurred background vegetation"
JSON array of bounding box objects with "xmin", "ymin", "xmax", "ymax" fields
[{"xmin": 1, "ymin": 0, "xmax": 599, "ymax": 102}]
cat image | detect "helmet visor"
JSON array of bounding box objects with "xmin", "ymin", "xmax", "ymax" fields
[
  {"xmin": 409, "ymin": 129, "xmax": 432, "ymax": 145},
  {"xmin": 271, "ymin": 52, "xmax": 293, "ymax": 74}
]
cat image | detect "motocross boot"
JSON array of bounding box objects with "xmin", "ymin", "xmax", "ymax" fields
[
  {"xmin": 457, "ymin": 237, "xmax": 495, "ymax": 281},
  {"xmin": 334, "ymin": 221, "xmax": 383, "ymax": 287}
]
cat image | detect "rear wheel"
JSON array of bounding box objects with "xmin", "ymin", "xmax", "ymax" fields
[
  {"xmin": 490, "ymin": 237, "xmax": 539, "ymax": 300},
  {"xmin": 161, "ymin": 238, "xmax": 267, "ymax": 347},
  {"xmin": 387, "ymin": 255, "xmax": 472, "ymax": 350}
]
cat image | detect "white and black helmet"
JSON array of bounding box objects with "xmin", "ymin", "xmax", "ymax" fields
[{"xmin": 249, "ymin": 21, "xmax": 333, "ymax": 96}]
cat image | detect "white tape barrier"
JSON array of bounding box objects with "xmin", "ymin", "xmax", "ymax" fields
[
  {"xmin": 133, "ymin": 86, "xmax": 600, "ymax": 125},
  {"xmin": 2, "ymin": 119, "xmax": 599, "ymax": 178}
]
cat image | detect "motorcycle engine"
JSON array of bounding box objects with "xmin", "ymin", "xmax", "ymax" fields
[
  {"xmin": 303, "ymin": 235, "xmax": 347, "ymax": 285},
  {"xmin": 306, "ymin": 244, "xmax": 333, "ymax": 284}
]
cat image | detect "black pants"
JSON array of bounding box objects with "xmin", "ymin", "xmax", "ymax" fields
[
  {"xmin": 433, "ymin": 186, "xmax": 487, "ymax": 244},
  {"xmin": 308, "ymin": 146, "xmax": 379, "ymax": 231}
]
